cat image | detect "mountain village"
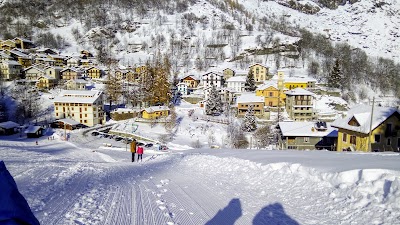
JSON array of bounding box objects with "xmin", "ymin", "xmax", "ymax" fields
[{"xmin": 0, "ymin": 37, "xmax": 399, "ymax": 153}]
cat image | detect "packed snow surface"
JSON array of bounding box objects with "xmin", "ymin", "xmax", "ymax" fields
[{"xmin": 1, "ymin": 133, "xmax": 399, "ymax": 224}]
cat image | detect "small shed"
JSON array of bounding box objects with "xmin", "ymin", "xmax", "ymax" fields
[
  {"xmin": 55, "ymin": 118, "xmax": 81, "ymax": 130},
  {"xmin": 0, "ymin": 121, "xmax": 20, "ymax": 135},
  {"xmin": 25, "ymin": 126, "xmax": 44, "ymax": 138}
]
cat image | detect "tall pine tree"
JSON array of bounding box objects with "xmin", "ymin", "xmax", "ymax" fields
[
  {"xmin": 244, "ymin": 70, "xmax": 256, "ymax": 91},
  {"xmin": 241, "ymin": 104, "xmax": 257, "ymax": 132},
  {"xmin": 205, "ymin": 85, "xmax": 223, "ymax": 115},
  {"xmin": 327, "ymin": 59, "xmax": 343, "ymax": 89}
]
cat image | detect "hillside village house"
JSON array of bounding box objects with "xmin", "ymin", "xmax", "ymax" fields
[
  {"xmin": 220, "ymin": 88, "xmax": 238, "ymax": 106},
  {"xmin": 36, "ymin": 75, "xmax": 56, "ymax": 89},
  {"xmin": 236, "ymin": 93, "xmax": 265, "ymax": 117},
  {"xmin": 202, "ymin": 72, "xmax": 224, "ymax": 89},
  {"xmin": 331, "ymin": 105, "xmax": 400, "ymax": 152},
  {"xmin": 256, "ymin": 81, "xmax": 286, "ymax": 107},
  {"xmin": 0, "ymin": 50, "xmax": 12, "ymax": 61},
  {"xmin": 85, "ymin": 66, "xmax": 103, "ymax": 79},
  {"xmin": 222, "ymin": 68, "xmax": 236, "ymax": 81},
  {"xmin": 176, "ymin": 82, "xmax": 188, "ymax": 95},
  {"xmin": 65, "ymin": 79, "xmax": 88, "ymax": 90},
  {"xmin": 285, "ymin": 88, "xmax": 316, "ymax": 121},
  {"xmin": 284, "ymin": 77, "xmax": 317, "ymax": 90},
  {"xmin": 66, "ymin": 57, "xmax": 81, "ymax": 67},
  {"xmin": 61, "ymin": 68, "xmax": 83, "ymax": 80},
  {"xmin": 278, "ymin": 121, "xmax": 338, "ymax": 150},
  {"xmin": 53, "ymin": 90, "xmax": 105, "ymax": 127},
  {"xmin": 141, "ymin": 106, "xmax": 170, "ymax": 120},
  {"xmin": 115, "ymin": 69, "xmax": 127, "ymax": 80},
  {"xmin": 249, "ymin": 63, "xmax": 269, "ymax": 83},
  {"xmin": 36, "ymin": 48, "xmax": 58, "ymax": 55},
  {"xmin": 181, "ymin": 75, "xmax": 200, "ymax": 88},
  {"xmin": 14, "ymin": 37, "xmax": 36, "ymax": 49},
  {"xmin": 226, "ymin": 76, "xmax": 246, "ymax": 93},
  {"xmin": 34, "ymin": 58, "xmax": 56, "ymax": 67},
  {"xmin": 0, "ymin": 39, "xmax": 17, "ymax": 50},
  {"xmin": 126, "ymin": 70, "xmax": 138, "ymax": 83},
  {"xmin": 45, "ymin": 66, "xmax": 63, "ymax": 80},
  {"xmin": 0, "ymin": 60, "xmax": 22, "ymax": 80},
  {"xmin": 48, "ymin": 55, "xmax": 66, "ymax": 67},
  {"xmin": 24, "ymin": 66, "xmax": 45, "ymax": 81},
  {"xmin": 0, "ymin": 121, "xmax": 20, "ymax": 135}
]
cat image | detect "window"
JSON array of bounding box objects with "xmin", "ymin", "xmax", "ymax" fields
[
  {"xmin": 304, "ymin": 137, "xmax": 310, "ymax": 143},
  {"xmin": 342, "ymin": 133, "xmax": 347, "ymax": 142},
  {"xmin": 288, "ymin": 146, "xmax": 297, "ymax": 149},
  {"xmin": 269, "ymin": 92, "xmax": 273, "ymax": 97},
  {"xmin": 85, "ymin": 114, "xmax": 87, "ymax": 117},
  {"xmin": 387, "ymin": 138, "xmax": 391, "ymax": 146},
  {"xmin": 56, "ymin": 113, "xmax": 58, "ymax": 116},
  {"xmin": 350, "ymin": 135, "xmax": 356, "ymax": 145},
  {"xmin": 84, "ymin": 120, "xmax": 87, "ymax": 123},
  {"xmin": 56, "ymin": 107, "xmax": 58, "ymax": 110},
  {"xmin": 375, "ymin": 134, "xmax": 381, "ymax": 143}
]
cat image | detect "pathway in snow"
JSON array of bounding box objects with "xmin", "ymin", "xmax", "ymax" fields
[{"xmin": 1, "ymin": 137, "xmax": 399, "ymax": 224}]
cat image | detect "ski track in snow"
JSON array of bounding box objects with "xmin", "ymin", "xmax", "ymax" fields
[{"xmin": 1, "ymin": 137, "xmax": 400, "ymax": 224}]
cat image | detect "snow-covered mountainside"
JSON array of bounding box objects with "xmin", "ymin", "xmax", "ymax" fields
[{"xmin": 279, "ymin": 0, "xmax": 400, "ymax": 61}]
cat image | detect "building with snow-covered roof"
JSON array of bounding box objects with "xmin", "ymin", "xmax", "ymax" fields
[
  {"xmin": 236, "ymin": 93, "xmax": 265, "ymax": 117},
  {"xmin": 61, "ymin": 67, "xmax": 84, "ymax": 80},
  {"xmin": 176, "ymin": 82, "xmax": 188, "ymax": 95},
  {"xmin": 141, "ymin": 106, "xmax": 170, "ymax": 120},
  {"xmin": 53, "ymin": 90, "xmax": 104, "ymax": 127},
  {"xmin": 278, "ymin": 121, "xmax": 338, "ymax": 150},
  {"xmin": 181, "ymin": 75, "xmax": 200, "ymax": 88},
  {"xmin": 0, "ymin": 60, "xmax": 22, "ymax": 80},
  {"xmin": 331, "ymin": 104, "xmax": 400, "ymax": 152},
  {"xmin": 226, "ymin": 76, "xmax": 246, "ymax": 93},
  {"xmin": 285, "ymin": 88, "xmax": 316, "ymax": 121},
  {"xmin": 0, "ymin": 121, "xmax": 20, "ymax": 135},
  {"xmin": 249, "ymin": 63, "xmax": 270, "ymax": 84},
  {"xmin": 24, "ymin": 66, "xmax": 45, "ymax": 81},
  {"xmin": 256, "ymin": 81, "xmax": 287, "ymax": 107}
]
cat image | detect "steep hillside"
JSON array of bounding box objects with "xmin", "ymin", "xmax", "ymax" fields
[{"xmin": 0, "ymin": 0, "xmax": 399, "ymax": 99}]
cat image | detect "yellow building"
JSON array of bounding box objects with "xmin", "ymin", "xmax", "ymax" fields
[
  {"xmin": 36, "ymin": 75, "xmax": 56, "ymax": 89},
  {"xmin": 85, "ymin": 66, "xmax": 103, "ymax": 79},
  {"xmin": 61, "ymin": 68, "xmax": 83, "ymax": 80},
  {"xmin": 53, "ymin": 90, "xmax": 104, "ymax": 127},
  {"xmin": 48, "ymin": 55, "xmax": 66, "ymax": 67},
  {"xmin": 181, "ymin": 75, "xmax": 199, "ymax": 88},
  {"xmin": 135, "ymin": 65, "xmax": 147, "ymax": 74},
  {"xmin": 332, "ymin": 105, "xmax": 400, "ymax": 152},
  {"xmin": 249, "ymin": 63, "xmax": 269, "ymax": 83},
  {"xmin": 284, "ymin": 78, "xmax": 316, "ymax": 90},
  {"xmin": 14, "ymin": 37, "xmax": 36, "ymax": 49},
  {"xmin": 222, "ymin": 68, "xmax": 235, "ymax": 81},
  {"xmin": 256, "ymin": 81, "xmax": 286, "ymax": 107},
  {"xmin": 141, "ymin": 106, "xmax": 170, "ymax": 120},
  {"xmin": 126, "ymin": 71, "xmax": 138, "ymax": 83},
  {"xmin": 0, "ymin": 40, "xmax": 16, "ymax": 50}
]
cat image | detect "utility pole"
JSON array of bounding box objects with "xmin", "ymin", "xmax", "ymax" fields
[{"xmin": 367, "ymin": 97, "xmax": 375, "ymax": 152}]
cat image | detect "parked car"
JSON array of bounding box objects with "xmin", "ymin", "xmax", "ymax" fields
[
  {"xmin": 91, "ymin": 131, "xmax": 100, "ymax": 136},
  {"xmin": 114, "ymin": 136, "xmax": 123, "ymax": 141},
  {"xmin": 137, "ymin": 142, "xmax": 144, "ymax": 146},
  {"xmin": 144, "ymin": 143, "xmax": 153, "ymax": 148}
]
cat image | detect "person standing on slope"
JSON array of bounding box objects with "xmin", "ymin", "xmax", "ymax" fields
[
  {"xmin": 137, "ymin": 145, "xmax": 144, "ymax": 162},
  {"xmin": 130, "ymin": 139, "xmax": 137, "ymax": 162}
]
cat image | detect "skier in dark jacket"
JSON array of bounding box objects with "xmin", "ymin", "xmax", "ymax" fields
[{"xmin": 0, "ymin": 161, "xmax": 40, "ymax": 225}]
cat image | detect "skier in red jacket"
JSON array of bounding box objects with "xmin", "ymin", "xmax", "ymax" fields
[{"xmin": 136, "ymin": 145, "xmax": 144, "ymax": 162}]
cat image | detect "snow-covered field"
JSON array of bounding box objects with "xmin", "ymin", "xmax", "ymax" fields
[{"xmin": 1, "ymin": 102, "xmax": 400, "ymax": 224}]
